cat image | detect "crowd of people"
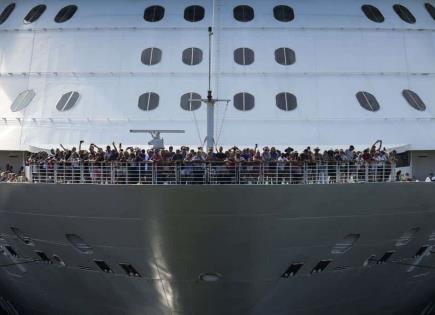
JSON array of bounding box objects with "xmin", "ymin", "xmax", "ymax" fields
[
  {"xmin": 0, "ymin": 164, "xmax": 26, "ymax": 183},
  {"xmin": 20, "ymin": 141, "xmax": 400, "ymax": 184},
  {"xmin": 26, "ymin": 141, "xmax": 397, "ymax": 165}
]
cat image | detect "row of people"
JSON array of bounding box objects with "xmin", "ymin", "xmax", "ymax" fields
[{"xmin": 27, "ymin": 141, "xmax": 397, "ymax": 165}]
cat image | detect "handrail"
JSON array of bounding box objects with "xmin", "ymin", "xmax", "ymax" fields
[{"xmin": 25, "ymin": 161, "xmax": 396, "ymax": 185}]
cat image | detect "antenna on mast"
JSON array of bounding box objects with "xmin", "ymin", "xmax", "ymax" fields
[{"xmin": 190, "ymin": 26, "xmax": 230, "ymax": 151}]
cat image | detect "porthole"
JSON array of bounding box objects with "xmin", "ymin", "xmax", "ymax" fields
[
  {"xmin": 331, "ymin": 234, "xmax": 360, "ymax": 254},
  {"xmin": 184, "ymin": 5, "xmax": 205, "ymax": 22},
  {"xmin": 356, "ymin": 91, "xmax": 380, "ymax": 112},
  {"xmin": 24, "ymin": 4, "xmax": 46, "ymax": 24},
  {"xmin": 10, "ymin": 227, "xmax": 34, "ymax": 246},
  {"xmin": 276, "ymin": 92, "xmax": 297, "ymax": 111},
  {"xmin": 52, "ymin": 255, "xmax": 66, "ymax": 267},
  {"xmin": 138, "ymin": 92, "xmax": 159, "ymax": 111},
  {"xmin": 233, "ymin": 5, "xmax": 254, "ymax": 22},
  {"xmin": 144, "ymin": 5, "xmax": 164, "ymax": 22},
  {"xmin": 120, "ymin": 263, "xmax": 141, "ymax": 277},
  {"xmin": 273, "ymin": 5, "xmax": 294, "ymax": 22},
  {"xmin": 396, "ymin": 227, "xmax": 420, "ymax": 246},
  {"xmin": 180, "ymin": 92, "xmax": 202, "ymax": 111},
  {"xmin": 0, "ymin": 3, "xmax": 15, "ymax": 25},
  {"xmin": 55, "ymin": 5, "xmax": 77, "ymax": 23},
  {"xmin": 10, "ymin": 90, "xmax": 35, "ymax": 112},
  {"xmin": 56, "ymin": 91, "xmax": 79, "ymax": 112},
  {"xmin": 361, "ymin": 5, "xmax": 385, "ymax": 23},
  {"xmin": 393, "ymin": 4, "xmax": 416, "ymax": 24},
  {"xmin": 141, "ymin": 47, "xmax": 162, "ymax": 66},
  {"xmin": 182, "ymin": 47, "xmax": 203, "ymax": 66},
  {"xmin": 94, "ymin": 260, "xmax": 113, "ymax": 273},
  {"xmin": 234, "ymin": 48, "xmax": 254, "ymax": 65},
  {"xmin": 426, "ymin": 3, "xmax": 435, "ymax": 20},
  {"xmin": 234, "ymin": 92, "xmax": 255, "ymax": 111},
  {"xmin": 281, "ymin": 262, "xmax": 304, "ymax": 278},
  {"xmin": 402, "ymin": 89, "xmax": 426, "ymax": 111},
  {"xmin": 275, "ymin": 47, "xmax": 296, "ymax": 66},
  {"xmin": 311, "ymin": 260, "xmax": 332, "ymax": 274},
  {"xmin": 65, "ymin": 234, "xmax": 93, "ymax": 254}
]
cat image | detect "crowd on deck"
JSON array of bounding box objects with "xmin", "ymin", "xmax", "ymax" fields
[
  {"xmin": 0, "ymin": 141, "xmax": 421, "ymax": 184},
  {"xmin": 0, "ymin": 164, "xmax": 26, "ymax": 183},
  {"xmin": 16, "ymin": 141, "xmax": 399, "ymax": 184},
  {"xmin": 25, "ymin": 142, "xmax": 397, "ymax": 165}
]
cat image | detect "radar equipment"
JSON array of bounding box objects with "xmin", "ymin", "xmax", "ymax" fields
[{"xmin": 129, "ymin": 130, "xmax": 185, "ymax": 149}]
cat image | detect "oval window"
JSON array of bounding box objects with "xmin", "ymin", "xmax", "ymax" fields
[
  {"xmin": 0, "ymin": 3, "xmax": 15, "ymax": 25},
  {"xmin": 11, "ymin": 227, "xmax": 34, "ymax": 246},
  {"xmin": 233, "ymin": 5, "xmax": 254, "ymax": 22},
  {"xmin": 55, "ymin": 5, "xmax": 78, "ymax": 23},
  {"xmin": 425, "ymin": 3, "xmax": 435, "ymax": 20},
  {"xmin": 276, "ymin": 92, "xmax": 297, "ymax": 111},
  {"xmin": 10, "ymin": 90, "xmax": 35, "ymax": 112},
  {"xmin": 234, "ymin": 48, "xmax": 254, "ymax": 65},
  {"xmin": 275, "ymin": 47, "xmax": 296, "ymax": 65},
  {"xmin": 180, "ymin": 92, "xmax": 202, "ymax": 111},
  {"xmin": 66, "ymin": 234, "xmax": 93, "ymax": 254},
  {"xmin": 361, "ymin": 5, "xmax": 385, "ymax": 23},
  {"xmin": 393, "ymin": 4, "xmax": 416, "ymax": 24},
  {"xmin": 141, "ymin": 47, "xmax": 162, "ymax": 66},
  {"xmin": 144, "ymin": 5, "xmax": 164, "ymax": 22},
  {"xmin": 273, "ymin": 5, "xmax": 294, "ymax": 22},
  {"xmin": 24, "ymin": 4, "xmax": 47, "ymax": 24},
  {"xmin": 138, "ymin": 92, "xmax": 159, "ymax": 111},
  {"xmin": 356, "ymin": 91, "xmax": 380, "ymax": 112},
  {"xmin": 182, "ymin": 47, "xmax": 203, "ymax": 66},
  {"xmin": 402, "ymin": 89, "xmax": 426, "ymax": 111},
  {"xmin": 234, "ymin": 92, "xmax": 255, "ymax": 111},
  {"xmin": 184, "ymin": 5, "xmax": 205, "ymax": 22},
  {"xmin": 56, "ymin": 91, "xmax": 80, "ymax": 112}
]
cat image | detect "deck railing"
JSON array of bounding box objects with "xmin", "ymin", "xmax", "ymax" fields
[{"xmin": 26, "ymin": 161, "xmax": 396, "ymax": 185}]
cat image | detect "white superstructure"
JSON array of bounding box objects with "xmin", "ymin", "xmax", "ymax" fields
[{"xmin": 0, "ymin": 0, "xmax": 434, "ymax": 150}]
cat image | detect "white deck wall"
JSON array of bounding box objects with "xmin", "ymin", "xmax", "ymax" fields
[{"xmin": 0, "ymin": 0, "xmax": 434, "ymax": 149}]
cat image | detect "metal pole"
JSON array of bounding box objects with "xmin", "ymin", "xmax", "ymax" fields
[
  {"xmin": 206, "ymin": 100, "xmax": 214, "ymax": 150},
  {"xmin": 206, "ymin": 26, "xmax": 214, "ymax": 151}
]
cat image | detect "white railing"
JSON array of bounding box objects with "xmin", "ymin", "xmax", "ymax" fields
[{"xmin": 26, "ymin": 161, "xmax": 396, "ymax": 185}]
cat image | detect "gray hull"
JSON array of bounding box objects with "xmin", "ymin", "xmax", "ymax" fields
[{"xmin": 1, "ymin": 183, "xmax": 435, "ymax": 315}]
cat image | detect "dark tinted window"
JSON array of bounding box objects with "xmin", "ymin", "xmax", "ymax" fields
[
  {"xmin": 402, "ymin": 89, "xmax": 426, "ymax": 111},
  {"xmin": 182, "ymin": 47, "xmax": 203, "ymax": 65},
  {"xmin": 276, "ymin": 92, "xmax": 297, "ymax": 111},
  {"xmin": 0, "ymin": 3, "xmax": 15, "ymax": 25},
  {"xmin": 425, "ymin": 3, "xmax": 435, "ymax": 20},
  {"xmin": 138, "ymin": 92, "xmax": 159, "ymax": 111},
  {"xmin": 393, "ymin": 4, "xmax": 416, "ymax": 24},
  {"xmin": 56, "ymin": 91, "xmax": 80, "ymax": 111},
  {"xmin": 141, "ymin": 48, "xmax": 162, "ymax": 65},
  {"xmin": 273, "ymin": 5, "xmax": 294, "ymax": 22},
  {"xmin": 184, "ymin": 5, "xmax": 205, "ymax": 22},
  {"xmin": 144, "ymin": 5, "xmax": 164, "ymax": 22},
  {"xmin": 24, "ymin": 4, "xmax": 46, "ymax": 24},
  {"xmin": 55, "ymin": 5, "xmax": 77, "ymax": 23},
  {"xmin": 275, "ymin": 47, "xmax": 296, "ymax": 65},
  {"xmin": 356, "ymin": 91, "xmax": 380, "ymax": 112},
  {"xmin": 233, "ymin": 5, "xmax": 254, "ymax": 22},
  {"xmin": 234, "ymin": 48, "xmax": 254, "ymax": 65},
  {"xmin": 361, "ymin": 5, "xmax": 385, "ymax": 23},
  {"xmin": 180, "ymin": 92, "xmax": 202, "ymax": 111},
  {"xmin": 234, "ymin": 92, "xmax": 255, "ymax": 111}
]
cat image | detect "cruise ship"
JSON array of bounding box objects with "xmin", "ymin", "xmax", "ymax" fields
[{"xmin": 1, "ymin": 0, "xmax": 435, "ymax": 314}]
